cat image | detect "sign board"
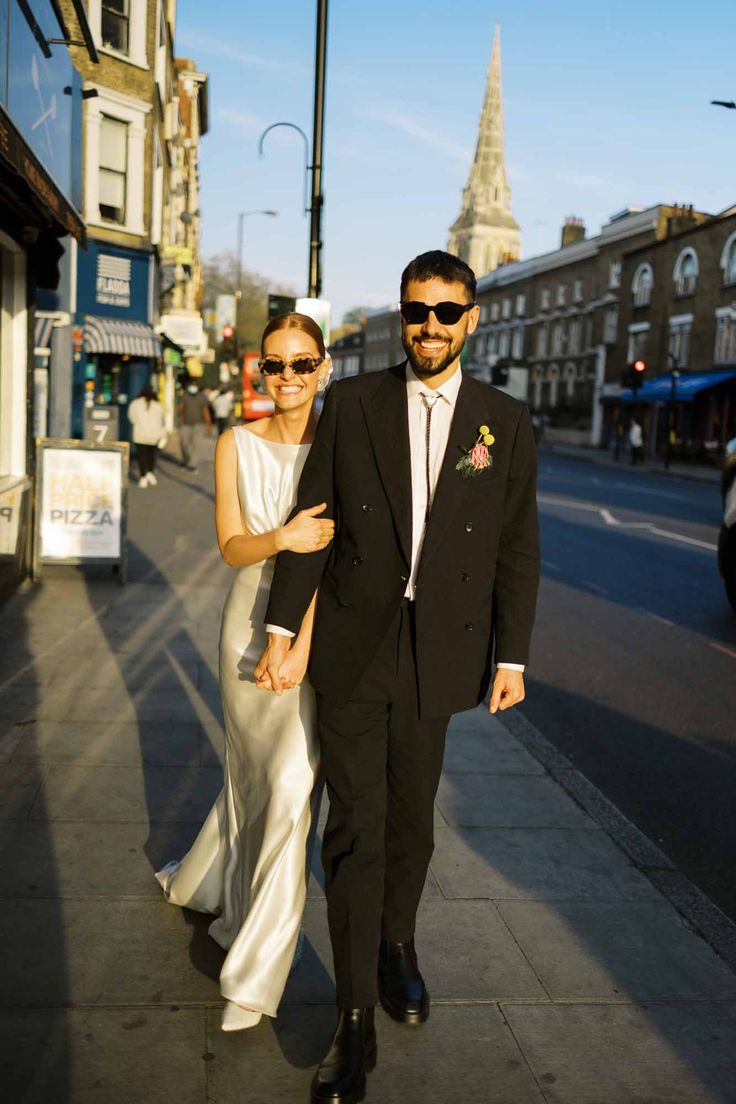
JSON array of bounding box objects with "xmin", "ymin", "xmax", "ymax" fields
[
  {"xmin": 84, "ymin": 406, "xmax": 120, "ymax": 443},
  {"xmin": 216, "ymin": 294, "xmax": 237, "ymax": 332},
  {"xmin": 76, "ymin": 243, "xmax": 152, "ymax": 321},
  {"xmin": 296, "ymin": 297, "xmax": 331, "ymax": 345},
  {"xmin": 0, "ymin": 480, "xmax": 25, "ymax": 558},
  {"xmin": 34, "ymin": 439, "xmax": 129, "ymax": 581}
]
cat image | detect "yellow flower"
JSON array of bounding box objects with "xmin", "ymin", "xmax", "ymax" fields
[
  {"xmin": 484, "ymin": 434, "xmax": 495, "ymax": 446},
  {"xmin": 479, "ymin": 424, "xmax": 490, "ymax": 435}
]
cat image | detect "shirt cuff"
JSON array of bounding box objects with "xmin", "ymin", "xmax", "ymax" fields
[
  {"xmin": 496, "ymin": 662, "xmax": 526, "ymax": 672},
  {"xmin": 266, "ymin": 624, "xmax": 295, "ymax": 639}
]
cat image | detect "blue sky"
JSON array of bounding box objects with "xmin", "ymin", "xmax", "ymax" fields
[{"xmin": 176, "ymin": 0, "xmax": 735, "ymax": 327}]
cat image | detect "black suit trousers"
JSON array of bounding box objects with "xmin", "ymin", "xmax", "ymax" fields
[{"xmin": 317, "ymin": 600, "xmax": 449, "ymax": 1009}]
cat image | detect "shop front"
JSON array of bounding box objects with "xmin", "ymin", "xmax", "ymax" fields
[{"xmin": 73, "ymin": 243, "xmax": 162, "ymax": 441}]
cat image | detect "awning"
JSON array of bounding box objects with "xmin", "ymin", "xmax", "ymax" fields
[
  {"xmin": 83, "ymin": 315, "xmax": 161, "ymax": 358},
  {"xmin": 619, "ymin": 368, "xmax": 736, "ymax": 403}
]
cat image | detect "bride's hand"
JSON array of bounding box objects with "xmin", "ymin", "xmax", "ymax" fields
[
  {"xmin": 278, "ymin": 644, "xmax": 310, "ymax": 690},
  {"xmin": 277, "ymin": 503, "xmax": 334, "ymax": 554}
]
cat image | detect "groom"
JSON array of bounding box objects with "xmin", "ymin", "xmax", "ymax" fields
[{"xmin": 258, "ymin": 250, "xmax": 540, "ymax": 1103}]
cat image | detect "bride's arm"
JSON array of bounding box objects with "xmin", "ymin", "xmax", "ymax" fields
[
  {"xmin": 271, "ymin": 590, "xmax": 318, "ymax": 689},
  {"xmin": 215, "ymin": 431, "xmax": 334, "ymax": 568}
]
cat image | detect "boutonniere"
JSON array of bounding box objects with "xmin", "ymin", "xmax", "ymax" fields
[{"xmin": 456, "ymin": 424, "xmax": 495, "ymax": 478}]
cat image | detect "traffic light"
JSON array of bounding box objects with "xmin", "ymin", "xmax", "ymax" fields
[
  {"xmin": 623, "ymin": 359, "xmax": 648, "ymax": 391},
  {"xmin": 221, "ymin": 324, "xmax": 236, "ymax": 359},
  {"xmin": 222, "ymin": 325, "xmax": 235, "ymax": 341}
]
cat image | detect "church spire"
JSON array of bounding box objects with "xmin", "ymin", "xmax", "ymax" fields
[{"xmin": 448, "ymin": 25, "xmax": 520, "ymax": 278}]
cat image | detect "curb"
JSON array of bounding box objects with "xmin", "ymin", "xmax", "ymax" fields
[
  {"xmin": 541, "ymin": 445, "xmax": 722, "ymax": 486},
  {"xmin": 496, "ymin": 706, "xmax": 736, "ymax": 974}
]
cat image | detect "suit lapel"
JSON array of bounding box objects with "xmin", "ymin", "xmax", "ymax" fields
[
  {"xmin": 419, "ymin": 373, "xmax": 478, "ymax": 573},
  {"xmin": 360, "ymin": 366, "xmax": 412, "ymax": 566}
]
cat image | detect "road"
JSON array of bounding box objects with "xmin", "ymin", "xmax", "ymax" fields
[{"xmin": 524, "ymin": 452, "xmax": 736, "ymax": 921}]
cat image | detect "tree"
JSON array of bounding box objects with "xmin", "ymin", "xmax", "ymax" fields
[
  {"xmin": 201, "ymin": 253, "xmax": 298, "ymax": 356},
  {"xmin": 341, "ymin": 306, "xmax": 370, "ymax": 328}
]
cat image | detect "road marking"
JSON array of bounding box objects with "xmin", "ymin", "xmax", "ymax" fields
[
  {"xmin": 542, "ymin": 559, "xmax": 560, "ymax": 570},
  {"xmin": 709, "ymin": 641, "xmax": 736, "ymax": 660},
  {"xmin": 647, "ymin": 612, "xmax": 675, "ymax": 627},
  {"xmin": 611, "ymin": 482, "xmax": 688, "ymax": 502},
  {"xmin": 538, "ymin": 494, "xmax": 718, "ymax": 552},
  {"xmin": 583, "ymin": 581, "xmax": 609, "ymax": 596}
]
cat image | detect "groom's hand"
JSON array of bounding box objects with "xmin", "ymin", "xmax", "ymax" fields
[
  {"xmin": 489, "ymin": 669, "xmax": 525, "ymax": 713},
  {"xmin": 254, "ymin": 634, "xmax": 291, "ymax": 695}
]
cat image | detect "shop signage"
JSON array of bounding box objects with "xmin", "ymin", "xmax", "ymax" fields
[
  {"xmin": 96, "ymin": 254, "xmax": 132, "ymax": 308},
  {"xmin": 34, "ymin": 439, "xmax": 129, "ymax": 580},
  {"xmin": 76, "ymin": 243, "xmax": 151, "ymax": 322}
]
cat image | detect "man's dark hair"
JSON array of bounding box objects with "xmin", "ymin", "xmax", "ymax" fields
[{"xmin": 400, "ymin": 250, "xmax": 477, "ymax": 302}]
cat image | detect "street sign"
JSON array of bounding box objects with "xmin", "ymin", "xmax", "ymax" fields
[
  {"xmin": 215, "ymin": 294, "xmax": 237, "ymax": 332},
  {"xmin": 34, "ymin": 438, "xmax": 130, "ymax": 582},
  {"xmin": 268, "ymin": 294, "xmax": 297, "ymax": 320},
  {"xmin": 296, "ymin": 297, "xmax": 331, "ymax": 345}
]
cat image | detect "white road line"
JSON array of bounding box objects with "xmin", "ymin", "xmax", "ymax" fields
[
  {"xmin": 647, "ymin": 612, "xmax": 675, "ymax": 627},
  {"xmin": 709, "ymin": 641, "xmax": 736, "ymax": 660},
  {"xmin": 542, "ymin": 559, "xmax": 560, "ymax": 570},
  {"xmin": 538, "ymin": 494, "xmax": 718, "ymax": 552},
  {"xmin": 611, "ymin": 482, "xmax": 688, "ymax": 502},
  {"xmin": 583, "ymin": 581, "xmax": 609, "ymax": 596}
]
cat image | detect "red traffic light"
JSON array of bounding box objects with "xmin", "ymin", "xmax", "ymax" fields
[
  {"xmin": 222, "ymin": 324, "xmax": 235, "ymax": 340},
  {"xmin": 633, "ymin": 359, "xmax": 647, "ymax": 373}
]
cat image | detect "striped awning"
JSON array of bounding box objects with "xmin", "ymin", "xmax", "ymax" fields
[
  {"xmin": 83, "ymin": 315, "xmax": 162, "ymax": 358},
  {"xmin": 34, "ymin": 313, "xmax": 57, "ymax": 353}
]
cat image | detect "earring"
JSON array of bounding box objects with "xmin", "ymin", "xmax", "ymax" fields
[{"xmin": 317, "ymin": 376, "xmax": 327, "ymax": 393}]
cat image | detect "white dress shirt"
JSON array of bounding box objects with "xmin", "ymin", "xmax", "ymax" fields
[{"xmin": 268, "ymin": 362, "xmax": 524, "ymax": 673}]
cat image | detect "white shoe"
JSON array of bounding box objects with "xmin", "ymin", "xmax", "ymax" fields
[
  {"xmin": 221, "ymin": 1001, "xmax": 262, "ymax": 1032},
  {"xmin": 148, "ymin": 472, "xmax": 158, "ymax": 486},
  {"xmin": 138, "ymin": 474, "xmax": 150, "ymax": 487}
]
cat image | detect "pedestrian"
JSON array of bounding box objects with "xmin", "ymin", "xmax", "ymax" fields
[
  {"xmin": 128, "ymin": 383, "xmax": 166, "ymax": 488},
  {"xmin": 629, "ymin": 416, "xmax": 644, "ymax": 465},
  {"xmin": 177, "ymin": 379, "xmax": 212, "ymax": 473},
  {"xmin": 213, "ymin": 386, "xmax": 234, "ymax": 435},
  {"xmin": 257, "ymin": 250, "xmax": 540, "ymax": 1104},
  {"xmin": 156, "ymin": 313, "xmax": 333, "ymax": 1031}
]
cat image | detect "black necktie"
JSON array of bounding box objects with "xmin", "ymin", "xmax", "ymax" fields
[{"xmin": 422, "ymin": 393, "xmax": 438, "ymax": 524}]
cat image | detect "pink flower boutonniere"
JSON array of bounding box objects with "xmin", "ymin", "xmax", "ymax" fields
[{"xmin": 456, "ymin": 424, "xmax": 495, "ymax": 478}]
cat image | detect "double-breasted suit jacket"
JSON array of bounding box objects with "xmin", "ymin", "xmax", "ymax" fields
[{"xmin": 266, "ymin": 363, "xmax": 541, "ymax": 718}]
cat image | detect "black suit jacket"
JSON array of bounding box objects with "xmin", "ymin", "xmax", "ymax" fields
[{"xmin": 266, "ymin": 364, "xmax": 540, "ymax": 718}]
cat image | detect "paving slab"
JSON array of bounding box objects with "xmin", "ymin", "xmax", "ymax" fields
[
  {"xmin": 0, "ymin": 762, "xmax": 44, "ymax": 819},
  {"xmin": 431, "ymin": 825, "xmax": 661, "ymax": 901},
  {"xmin": 496, "ymin": 901, "xmax": 736, "ymax": 1000},
  {"xmin": 12, "ymin": 719, "xmax": 203, "ymax": 766},
  {"xmin": 443, "ymin": 725, "xmax": 545, "ymax": 775},
  {"xmin": 436, "ymin": 773, "xmax": 592, "ymax": 828},
  {"xmin": 0, "ymin": 1007, "xmax": 207, "ymax": 1104},
  {"xmin": 502, "ymin": 1002, "xmax": 736, "ymax": 1104},
  {"xmin": 31, "ymin": 765, "xmax": 223, "ymax": 823},
  {"xmin": 0, "ymin": 898, "xmax": 222, "ymax": 1007},
  {"xmin": 206, "ymin": 1004, "xmax": 546, "ymax": 1104}
]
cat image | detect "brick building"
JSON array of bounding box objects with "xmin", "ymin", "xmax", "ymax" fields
[{"xmin": 362, "ymin": 305, "xmax": 403, "ymax": 373}]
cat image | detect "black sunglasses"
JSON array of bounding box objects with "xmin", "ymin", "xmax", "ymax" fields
[
  {"xmin": 259, "ymin": 355, "xmax": 323, "ymax": 376},
  {"xmin": 400, "ymin": 300, "xmax": 476, "ymax": 326}
]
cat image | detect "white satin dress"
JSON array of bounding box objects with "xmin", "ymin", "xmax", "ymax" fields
[{"xmin": 156, "ymin": 425, "xmax": 320, "ymax": 1019}]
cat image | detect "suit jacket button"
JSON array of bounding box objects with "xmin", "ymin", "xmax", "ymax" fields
[
  {"xmin": 362, "ymin": 503, "xmax": 373, "ymax": 512},
  {"xmin": 400, "ymin": 574, "xmax": 408, "ymax": 582},
  {"xmin": 460, "ymin": 572, "xmax": 470, "ymax": 582},
  {"xmin": 352, "ymin": 556, "xmax": 363, "ymax": 566},
  {"xmin": 465, "ymin": 622, "xmax": 474, "ymax": 631},
  {"xmin": 465, "ymin": 522, "xmax": 473, "ymax": 533}
]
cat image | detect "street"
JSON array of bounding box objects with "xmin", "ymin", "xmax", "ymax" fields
[{"xmin": 527, "ymin": 452, "xmax": 736, "ymax": 921}]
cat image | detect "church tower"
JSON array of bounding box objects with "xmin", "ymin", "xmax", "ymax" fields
[{"xmin": 448, "ymin": 26, "xmax": 520, "ymax": 277}]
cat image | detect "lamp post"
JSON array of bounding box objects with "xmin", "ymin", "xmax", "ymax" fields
[
  {"xmin": 257, "ymin": 0, "xmax": 329, "ymax": 298},
  {"xmin": 665, "ymin": 352, "xmax": 681, "ymax": 470},
  {"xmin": 234, "ymin": 209, "xmax": 278, "ymax": 365}
]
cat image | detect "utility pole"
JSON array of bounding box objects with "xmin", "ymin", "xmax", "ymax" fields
[{"xmin": 308, "ymin": 0, "xmax": 328, "ymax": 298}]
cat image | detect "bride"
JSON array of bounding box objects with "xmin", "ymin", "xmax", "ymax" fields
[{"xmin": 156, "ymin": 313, "xmax": 333, "ymax": 1030}]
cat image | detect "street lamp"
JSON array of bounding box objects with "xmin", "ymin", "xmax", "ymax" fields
[
  {"xmin": 665, "ymin": 351, "xmax": 681, "ymax": 471},
  {"xmin": 234, "ymin": 209, "xmax": 278, "ymax": 365}
]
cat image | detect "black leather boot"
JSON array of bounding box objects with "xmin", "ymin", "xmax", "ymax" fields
[
  {"xmin": 311, "ymin": 1008, "xmax": 377, "ymax": 1104},
  {"xmin": 378, "ymin": 937, "xmax": 430, "ymax": 1024}
]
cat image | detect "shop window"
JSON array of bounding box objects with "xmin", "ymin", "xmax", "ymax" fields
[{"xmin": 99, "ymin": 116, "xmax": 128, "ymax": 225}]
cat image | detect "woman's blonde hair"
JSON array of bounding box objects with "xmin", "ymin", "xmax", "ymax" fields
[{"xmin": 260, "ymin": 312, "xmax": 326, "ymax": 359}]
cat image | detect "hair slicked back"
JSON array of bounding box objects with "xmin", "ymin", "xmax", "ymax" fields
[{"xmin": 400, "ymin": 250, "xmax": 477, "ymax": 302}]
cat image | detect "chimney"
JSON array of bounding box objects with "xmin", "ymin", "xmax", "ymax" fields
[
  {"xmin": 666, "ymin": 203, "xmax": 700, "ymax": 237},
  {"xmin": 561, "ymin": 216, "xmax": 586, "ymax": 248}
]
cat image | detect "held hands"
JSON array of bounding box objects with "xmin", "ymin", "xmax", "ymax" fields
[
  {"xmin": 254, "ymin": 634, "xmax": 309, "ymax": 695},
  {"xmin": 489, "ymin": 669, "xmax": 525, "ymax": 714},
  {"xmin": 277, "ymin": 504, "xmax": 334, "ymax": 555}
]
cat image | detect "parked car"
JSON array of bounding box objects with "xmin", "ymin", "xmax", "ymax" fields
[{"xmin": 718, "ymin": 436, "xmax": 736, "ymax": 611}]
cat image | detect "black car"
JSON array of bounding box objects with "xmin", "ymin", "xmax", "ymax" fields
[{"xmin": 719, "ymin": 437, "xmax": 736, "ymax": 611}]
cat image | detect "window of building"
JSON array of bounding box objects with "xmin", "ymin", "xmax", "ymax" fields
[
  {"xmin": 573, "ymin": 278, "xmax": 583, "ymax": 302},
  {"xmin": 551, "ymin": 321, "xmax": 565, "ymax": 357},
  {"xmin": 475, "ymin": 334, "xmax": 487, "ymax": 358},
  {"xmin": 490, "ymin": 302, "xmax": 500, "ymax": 321},
  {"xmin": 563, "ymin": 362, "xmax": 576, "ymax": 399},
  {"xmin": 714, "ymin": 309, "xmax": 736, "ymax": 364},
  {"xmin": 479, "ymin": 304, "xmax": 488, "ymax": 324},
  {"xmin": 548, "ymin": 364, "xmax": 560, "ymax": 407},
  {"xmin": 668, "ymin": 315, "xmax": 692, "ymax": 368},
  {"xmin": 627, "ymin": 324, "xmax": 649, "ymax": 362},
  {"xmin": 531, "ymin": 365, "xmax": 543, "ymax": 410},
  {"xmin": 720, "ymin": 233, "xmax": 736, "ymax": 287},
  {"xmin": 632, "ymin": 263, "xmax": 653, "ymax": 307},
  {"xmin": 556, "ymin": 284, "xmax": 566, "ymax": 306},
  {"xmin": 536, "ymin": 323, "xmax": 548, "ymax": 358},
  {"xmin": 502, "ymin": 298, "xmax": 511, "ymax": 319},
  {"xmin": 603, "ymin": 307, "xmax": 618, "ymax": 344},
  {"xmin": 609, "ymin": 260, "xmax": 622, "ymax": 289},
  {"xmin": 499, "ymin": 328, "xmax": 510, "ymax": 357},
  {"xmin": 673, "ymin": 249, "xmax": 698, "ymax": 297},
  {"xmin": 568, "ymin": 317, "xmax": 581, "ymax": 354},
  {"xmin": 489, "ymin": 332, "xmax": 498, "ymax": 357},
  {"xmin": 101, "ymin": 0, "xmax": 129, "ymax": 53},
  {"xmin": 512, "ymin": 325, "xmax": 523, "ymax": 359},
  {"xmin": 99, "ymin": 115, "xmax": 128, "ymax": 224},
  {"xmin": 515, "ymin": 293, "xmax": 526, "ymax": 315},
  {"xmin": 540, "ymin": 288, "xmax": 550, "ymax": 310}
]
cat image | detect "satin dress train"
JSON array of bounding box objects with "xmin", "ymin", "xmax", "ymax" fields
[{"xmin": 156, "ymin": 426, "xmax": 319, "ymax": 1018}]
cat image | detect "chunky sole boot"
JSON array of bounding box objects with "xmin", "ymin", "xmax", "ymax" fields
[
  {"xmin": 378, "ymin": 938, "xmax": 430, "ymax": 1025},
  {"xmin": 311, "ymin": 1008, "xmax": 377, "ymax": 1104}
]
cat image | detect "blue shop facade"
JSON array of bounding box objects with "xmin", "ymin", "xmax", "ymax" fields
[{"xmin": 72, "ymin": 241, "xmax": 162, "ymax": 441}]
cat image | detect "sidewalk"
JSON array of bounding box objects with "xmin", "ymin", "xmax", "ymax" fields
[
  {"xmin": 541, "ymin": 441, "xmax": 723, "ymax": 485},
  {"xmin": 2, "ymin": 441, "xmax": 736, "ymax": 1104}
]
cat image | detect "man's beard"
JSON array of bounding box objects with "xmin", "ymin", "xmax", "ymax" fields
[{"xmin": 402, "ymin": 331, "xmax": 465, "ymax": 378}]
